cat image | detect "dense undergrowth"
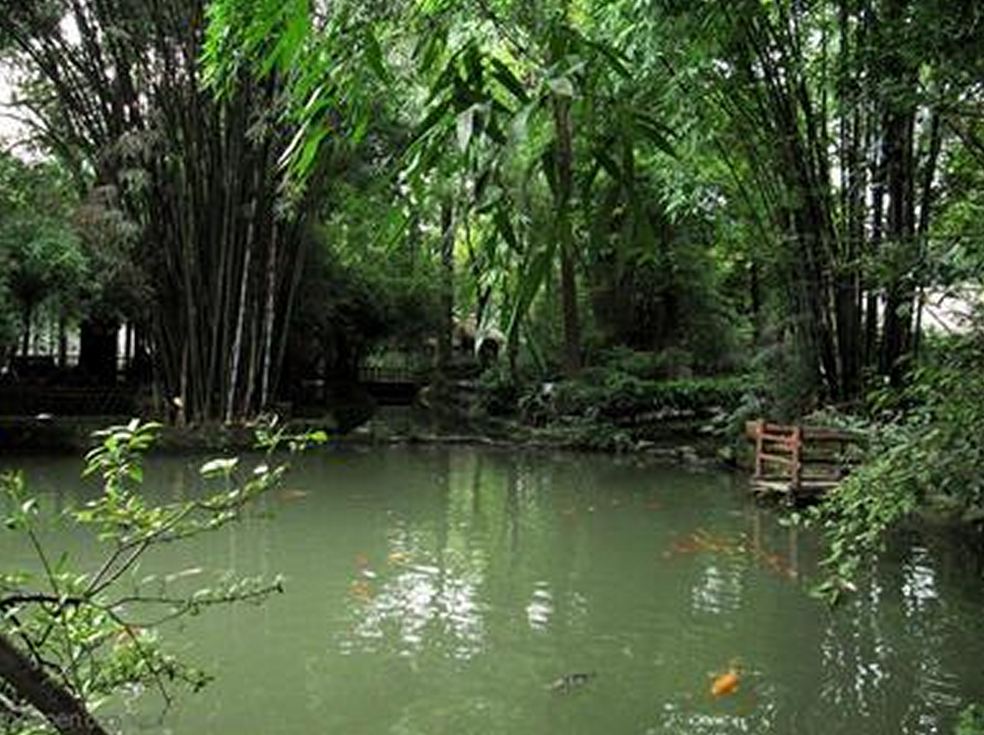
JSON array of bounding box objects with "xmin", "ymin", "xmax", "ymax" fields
[
  {"xmin": 475, "ymin": 348, "xmax": 754, "ymax": 452},
  {"xmin": 801, "ymin": 329, "xmax": 984, "ymax": 603}
]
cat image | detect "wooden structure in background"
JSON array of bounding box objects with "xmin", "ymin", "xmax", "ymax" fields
[{"xmin": 745, "ymin": 420, "xmax": 864, "ymax": 499}]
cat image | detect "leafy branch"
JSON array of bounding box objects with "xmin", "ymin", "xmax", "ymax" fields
[{"xmin": 0, "ymin": 419, "xmax": 325, "ymax": 735}]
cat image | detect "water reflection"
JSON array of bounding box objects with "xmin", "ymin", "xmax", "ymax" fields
[
  {"xmin": 2, "ymin": 446, "xmax": 983, "ymax": 735},
  {"xmin": 344, "ymin": 561, "xmax": 486, "ymax": 659}
]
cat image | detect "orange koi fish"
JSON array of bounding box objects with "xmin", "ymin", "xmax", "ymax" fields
[
  {"xmin": 276, "ymin": 488, "xmax": 308, "ymax": 502},
  {"xmin": 711, "ymin": 667, "xmax": 740, "ymax": 697},
  {"xmin": 387, "ymin": 550, "xmax": 411, "ymax": 565},
  {"xmin": 349, "ymin": 580, "xmax": 373, "ymax": 602}
]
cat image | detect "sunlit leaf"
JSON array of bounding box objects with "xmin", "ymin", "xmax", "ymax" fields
[
  {"xmin": 547, "ymin": 76, "xmax": 575, "ymax": 97},
  {"xmin": 456, "ymin": 105, "xmax": 475, "ymax": 152},
  {"xmin": 200, "ymin": 458, "xmax": 240, "ymax": 479},
  {"xmin": 489, "ymin": 57, "xmax": 529, "ymax": 103}
]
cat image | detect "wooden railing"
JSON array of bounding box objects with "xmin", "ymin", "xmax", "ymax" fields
[{"xmin": 745, "ymin": 419, "xmax": 864, "ymax": 496}]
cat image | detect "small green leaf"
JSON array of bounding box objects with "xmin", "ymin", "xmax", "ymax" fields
[
  {"xmin": 547, "ymin": 76, "xmax": 575, "ymax": 97},
  {"xmin": 489, "ymin": 57, "xmax": 529, "ymax": 103},
  {"xmin": 456, "ymin": 105, "xmax": 475, "ymax": 152},
  {"xmin": 200, "ymin": 458, "xmax": 239, "ymax": 479}
]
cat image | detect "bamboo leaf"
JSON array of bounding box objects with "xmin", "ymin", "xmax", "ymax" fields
[
  {"xmin": 404, "ymin": 93, "xmax": 454, "ymax": 158},
  {"xmin": 593, "ymin": 147, "xmax": 622, "ymax": 180},
  {"xmin": 540, "ymin": 142, "xmax": 558, "ymax": 199},
  {"xmin": 510, "ymin": 101, "xmax": 536, "ymax": 141},
  {"xmin": 485, "ymin": 116, "xmax": 507, "ymax": 145},
  {"xmin": 489, "ymin": 57, "xmax": 530, "ymax": 103},
  {"xmin": 581, "ymin": 37, "xmax": 632, "ymax": 78},
  {"xmin": 473, "ymin": 166, "xmax": 493, "ymax": 204},
  {"xmin": 262, "ymin": 6, "xmax": 309, "ymax": 77},
  {"xmin": 632, "ymin": 112, "xmax": 677, "ymax": 158},
  {"xmin": 506, "ymin": 243, "xmax": 557, "ymax": 342},
  {"xmin": 416, "ymin": 23, "xmax": 448, "ymax": 73},
  {"xmin": 456, "ymin": 105, "xmax": 475, "ymax": 152},
  {"xmin": 547, "ymin": 76, "xmax": 575, "ymax": 98},
  {"xmin": 494, "ymin": 208, "xmax": 520, "ymax": 253},
  {"xmin": 362, "ymin": 28, "xmax": 389, "ymax": 81},
  {"xmin": 292, "ymin": 125, "xmax": 329, "ymax": 175}
]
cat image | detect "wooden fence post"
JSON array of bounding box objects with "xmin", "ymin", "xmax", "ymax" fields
[
  {"xmin": 753, "ymin": 420, "xmax": 764, "ymax": 480},
  {"xmin": 789, "ymin": 425, "xmax": 803, "ymax": 491}
]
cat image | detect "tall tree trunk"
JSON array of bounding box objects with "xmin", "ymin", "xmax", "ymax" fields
[
  {"xmin": 436, "ymin": 197, "xmax": 455, "ymax": 382},
  {"xmin": 20, "ymin": 305, "xmax": 32, "ymax": 357},
  {"xmin": 865, "ymin": 103, "xmax": 885, "ymax": 370},
  {"xmin": 225, "ymin": 234, "xmax": 254, "ymax": 423},
  {"xmin": 259, "ymin": 233, "xmax": 279, "ymax": 411},
  {"xmin": 57, "ymin": 315, "xmax": 68, "ymax": 369},
  {"xmin": 79, "ymin": 318, "xmax": 118, "ymax": 385},
  {"xmin": 911, "ymin": 108, "xmax": 943, "ymax": 361},
  {"xmin": 877, "ymin": 0, "xmax": 919, "ymax": 386},
  {"xmin": 879, "ymin": 106, "xmax": 917, "ymax": 384},
  {"xmin": 553, "ymin": 93, "xmax": 581, "ymax": 377},
  {"xmin": 833, "ymin": 0, "xmax": 864, "ymax": 400}
]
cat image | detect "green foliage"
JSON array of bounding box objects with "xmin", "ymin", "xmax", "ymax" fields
[
  {"xmin": 599, "ymin": 346, "xmax": 694, "ymax": 380},
  {"xmin": 541, "ymin": 371, "xmax": 749, "ymax": 423},
  {"xmin": 0, "ymin": 153, "xmax": 86, "ymax": 356},
  {"xmin": 808, "ymin": 431, "xmax": 919, "ymax": 604},
  {"xmin": 808, "ymin": 326, "xmax": 984, "ymax": 603},
  {"xmin": 72, "ymin": 191, "xmax": 147, "ymax": 324},
  {"xmin": 0, "ymin": 275, "xmax": 19, "ymax": 363},
  {"xmin": 0, "ymin": 420, "xmax": 325, "ymax": 732},
  {"xmin": 555, "ymin": 419, "xmax": 636, "ymax": 453},
  {"xmin": 203, "ymin": 0, "xmax": 388, "ymax": 188},
  {"xmin": 752, "ymin": 337, "xmax": 825, "ymax": 421},
  {"xmin": 285, "ymin": 227, "xmax": 442, "ymax": 382},
  {"xmin": 955, "ymin": 705, "xmax": 984, "ymax": 735},
  {"xmin": 477, "ymin": 365, "xmax": 521, "ymax": 416}
]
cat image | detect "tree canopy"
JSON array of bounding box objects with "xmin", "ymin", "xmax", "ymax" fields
[{"xmin": 0, "ymin": 0, "xmax": 980, "ymax": 416}]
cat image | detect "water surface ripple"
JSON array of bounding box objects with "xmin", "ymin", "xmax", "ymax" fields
[{"xmin": 3, "ymin": 445, "xmax": 983, "ymax": 734}]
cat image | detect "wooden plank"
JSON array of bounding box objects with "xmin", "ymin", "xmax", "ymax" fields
[
  {"xmin": 790, "ymin": 425, "xmax": 803, "ymax": 490},
  {"xmin": 751, "ymin": 479, "xmax": 793, "ymax": 494},
  {"xmin": 800, "ymin": 480, "xmax": 841, "ymax": 489},
  {"xmin": 758, "ymin": 452, "xmax": 795, "ymax": 465},
  {"xmin": 753, "ymin": 419, "xmax": 764, "ymax": 479},
  {"xmin": 802, "ymin": 428, "xmax": 866, "ymax": 442}
]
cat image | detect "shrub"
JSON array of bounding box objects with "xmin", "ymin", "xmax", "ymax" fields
[
  {"xmin": 807, "ymin": 327, "xmax": 984, "ymax": 603},
  {"xmin": 550, "ymin": 373, "xmax": 749, "ymax": 422}
]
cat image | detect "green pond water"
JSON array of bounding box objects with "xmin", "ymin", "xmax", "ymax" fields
[{"xmin": 3, "ymin": 444, "xmax": 984, "ymax": 735}]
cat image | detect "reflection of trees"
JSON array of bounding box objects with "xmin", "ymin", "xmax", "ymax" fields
[
  {"xmin": 281, "ymin": 447, "xmax": 984, "ymax": 735},
  {"xmin": 335, "ymin": 449, "xmax": 602, "ymax": 666},
  {"xmin": 341, "ymin": 448, "xmax": 487, "ymax": 658},
  {"xmin": 816, "ymin": 532, "xmax": 973, "ymax": 733}
]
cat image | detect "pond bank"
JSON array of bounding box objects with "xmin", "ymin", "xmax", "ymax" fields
[{"xmin": 0, "ymin": 405, "xmax": 734, "ymax": 468}]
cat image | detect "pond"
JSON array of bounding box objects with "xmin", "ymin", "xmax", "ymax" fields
[{"xmin": 4, "ymin": 444, "xmax": 984, "ymax": 735}]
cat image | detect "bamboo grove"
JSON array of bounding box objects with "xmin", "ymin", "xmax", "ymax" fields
[
  {"xmin": 1, "ymin": 0, "xmax": 308, "ymax": 423},
  {"xmin": 1, "ymin": 0, "xmax": 983, "ymax": 420}
]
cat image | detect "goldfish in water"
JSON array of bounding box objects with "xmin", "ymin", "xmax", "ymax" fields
[
  {"xmin": 276, "ymin": 488, "xmax": 308, "ymax": 502},
  {"xmin": 349, "ymin": 580, "xmax": 374, "ymax": 602},
  {"xmin": 387, "ymin": 550, "xmax": 411, "ymax": 565},
  {"xmin": 711, "ymin": 668, "xmax": 740, "ymax": 697}
]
